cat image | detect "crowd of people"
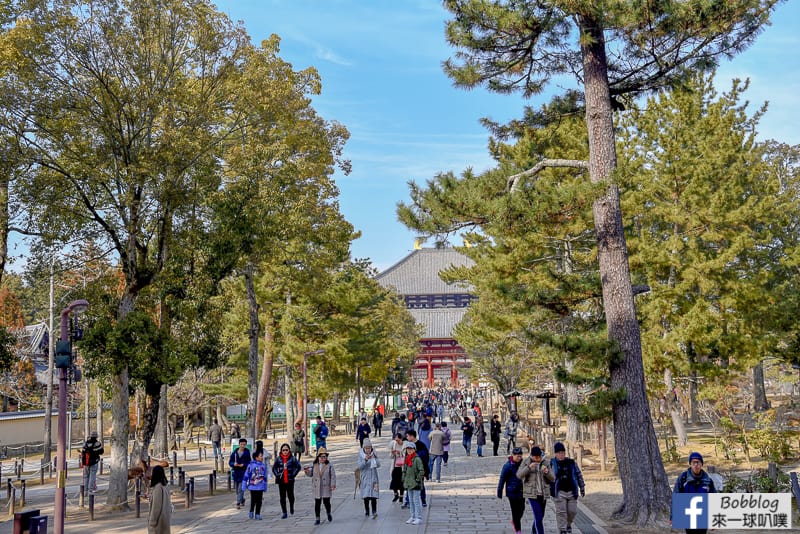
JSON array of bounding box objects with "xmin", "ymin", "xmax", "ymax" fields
[{"xmin": 77, "ymin": 390, "xmax": 716, "ymax": 534}]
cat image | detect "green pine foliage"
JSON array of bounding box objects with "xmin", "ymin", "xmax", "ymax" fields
[{"xmin": 617, "ymin": 72, "xmax": 794, "ymax": 384}]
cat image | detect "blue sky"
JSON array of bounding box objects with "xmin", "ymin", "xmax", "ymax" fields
[{"xmin": 223, "ymin": 2, "xmax": 800, "ymax": 272}]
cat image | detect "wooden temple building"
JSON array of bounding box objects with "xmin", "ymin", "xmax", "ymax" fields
[{"xmin": 376, "ymin": 247, "xmax": 475, "ymax": 386}]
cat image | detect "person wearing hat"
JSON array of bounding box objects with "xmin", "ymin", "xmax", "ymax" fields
[
  {"xmin": 549, "ymin": 442, "xmax": 585, "ymax": 534},
  {"xmin": 497, "ymin": 446, "xmax": 526, "ymax": 534},
  {"xmin": 305, "ymin": 447, "xmax": 336, "ymax": 524},
  {"xmin": 357, "ymin": 438, "xmax": 381, "ymax": 518},
  {"xmin": 81, "ymin": 430, "xmax": 104, "ymax": 494},
  {"xmin": 672, "ymin": 452, "xmax": 717, "ymax": 534},
  {"xmin": 401, "ymin": 440, "xmax": 425, "ymax": 525},
  {"xmin": 517, "ymin": 446, "xmax": 555, "ymax": 534}
]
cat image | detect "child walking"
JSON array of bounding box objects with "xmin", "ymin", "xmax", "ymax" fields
[{"xmin": 243, "ymin": 449, "xmax": 267, "ymax": 520}]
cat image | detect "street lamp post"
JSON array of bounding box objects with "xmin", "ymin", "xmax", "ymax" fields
[
  {"xmin": 55, "ymin": 299, "xmax": 89, "ymax": 534},
  {"xmin": 303, "ymin": 349, "xmax": 325, "ymax": 456}
]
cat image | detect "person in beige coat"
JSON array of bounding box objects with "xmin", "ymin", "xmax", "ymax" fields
[
  {"xmin": 305, "ymin": 447, "xmax": 337, "ymax": 524},
  {"xmin": 516, "ymin": 446, "xmax": 554, "ymax": 534},
  {"xmin": 148, "ymin": 465, "xmax": 171, "ymax": 534}
]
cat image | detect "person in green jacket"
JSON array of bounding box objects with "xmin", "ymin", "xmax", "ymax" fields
[{"xmin": 401, "ymin": 441, "xmax": 424, "ymax": 525}]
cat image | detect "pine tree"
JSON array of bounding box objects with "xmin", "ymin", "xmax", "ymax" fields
[{"xmin": 439, "ymin": 1, "xmax": 781, "ymax": 524}]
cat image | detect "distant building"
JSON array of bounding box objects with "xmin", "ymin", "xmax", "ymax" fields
[{"xmin": 376, "ymin": 247, "xmax": 475, "ymax": 386}]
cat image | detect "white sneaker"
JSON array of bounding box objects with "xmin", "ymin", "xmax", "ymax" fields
[
  {"xmin": 412, "ymin": 518, "xmax": 422, "ymax": 525},
  {"xmin": 406, "ymin": 518, "xmax": 415, "ymax": 524}
]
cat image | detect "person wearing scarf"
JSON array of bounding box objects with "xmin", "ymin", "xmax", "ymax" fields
[
  {"xmin": 357, "ymin": 438, "xmax": 381, "ymax": 518},
  {"xmin": 272, "ymin": 443, "xmax": 301, "ymax": 519},
  {"xmin": 401, "ymin": 441, "xmax": 424, "ymax": 525}
]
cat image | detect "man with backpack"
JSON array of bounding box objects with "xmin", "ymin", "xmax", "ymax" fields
[{"xmin": 81, "ymin": 431, "xmax": 104, "ymax": 494}]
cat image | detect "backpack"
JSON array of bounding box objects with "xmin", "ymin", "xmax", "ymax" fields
[{"xmin": 319, "ymin": 424, "xmax": 329, "ymax": 439}]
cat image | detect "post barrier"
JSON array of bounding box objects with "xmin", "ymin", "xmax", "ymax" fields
[
  {"xmin": 19, "ymin": 480, "xmax": 25, "ymax": 508},
  {"xmin": 89, "ymin": 494, "xmax": 95, "ymax": 520},
  {"xmin": 208, "ymin": 473, "xmax": 214, "ymax": 496},
  {"xmin": 79, "ymin": 484, "xmax": 85, "ymax": 508}
]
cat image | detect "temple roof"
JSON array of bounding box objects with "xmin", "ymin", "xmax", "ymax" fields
[
  {"xmin": 376, "ymin": 248, "xmax": 474, "ymax": 295},
  {"xmin": 409, "ymin": 308, "xmax": 469, "ymax": 338}
]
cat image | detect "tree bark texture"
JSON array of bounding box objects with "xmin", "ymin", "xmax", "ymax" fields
[
  {"xmin": 579, "ymin": 15, "xmax": 670, "ymax": 525},
  {"xmin": 155, "ymin": 384, "xmax": 168, "ymax": 457},
  {"xmin": 752, "ymin": 361, "xmax": 770, "ymax": 412},
  {"xmin": 255, "ymin": 317, "xmax": 275, "ymax": 436},
  {"xmin": 664, "ymin": 369, "xmax": 688, "ymax": 446},
  {"xmin": 244, "ymin": 266, "xmax": 260, "ymax": 440},
  {"xmin": 107, "ymin": 291, "xmax": 135, "ymax": 509},
  {"xmin": 140, "ymin": 389, "xmax": 161, "ymax": 459}
]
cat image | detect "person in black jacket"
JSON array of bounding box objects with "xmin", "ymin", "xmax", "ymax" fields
[
  {"xmin": 272, "ymin": 443, "xmax": 302, "ymax": 519},
  {"xmin": 229, "ymin": 438, "xmax": 252, "ymax": 509},
  {"xmin": 490, "ymin": 415, "xmax": 502, "ymax": 456},
  {"xmin": 550, "ymin": 442, "xmax": 585, "ymax": 534},
  {"xmin": 498, "ymin": 447, "xmax": 525, "ymax": 534},
  {"xmin": 81, "ymin": 431, "xmax": 104, "ymax": 494}
]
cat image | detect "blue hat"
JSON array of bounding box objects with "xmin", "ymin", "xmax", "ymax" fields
[
  {"xmin": 688, "ymin": 452, "xmax": 703, "ymax": 464},
  {"xmin": 554, "ymin": 442, "xmax": 566, "ymax": 453}
]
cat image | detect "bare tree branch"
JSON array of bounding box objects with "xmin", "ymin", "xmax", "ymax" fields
[{"xmin": 507, "ymin": 159, "xmax": 589, "ymax": 192}]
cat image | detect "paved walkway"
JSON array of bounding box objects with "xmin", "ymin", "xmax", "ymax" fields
[{"xmin": 1, "ymin": 427, "xmax": 608, "ymax": 534}]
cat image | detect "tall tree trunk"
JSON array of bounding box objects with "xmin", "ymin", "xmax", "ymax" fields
[
  {"xmin": 752, "ymin": 361, "xmax": 770, "ymax": 412},
  {"xmin": 0, "ymin": 173, "xmax": 8, "ymax": 285},
  {"xmin": 43, "ymin": 264, "xmax": 55, "ymax": 465},
  {"xmin": 140, "ymin": 389, "xmax": 161, "ymax": 459},
  {"xmin": 255, "ymin": 317, "xmax": 275, "ymax": 436},
  {"xmin": 284, "ymin": 368, "xmax": 293, "ymax": 439},
  {"xmin": 84, "ymin": 378, "xmax": 91, "ymax": 440},
  {"xmin": 664, "ymin": 369, "xmax": 688, "ymax": 446},
  {"xmin": 107, "ymin": 292, "xmax": 135, "ymax": 509},
  {"xmin": 243, "ymin": 265, "xmax": 260, "ymax": 440},
  {"xmin": 154, "ymin": 384, "xmax": 168, "ymax": 457},
  {"xmin": 579, "ymin": 16, "xmax": 670, "ymax": 526},
  {"xmin": 96, "ymin": 383, "xmax": 104, "ymax": 443}
]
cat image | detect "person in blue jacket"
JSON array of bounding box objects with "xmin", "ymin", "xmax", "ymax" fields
[
  {"xmin": 242, "ymin": 449, "xmax": 268, "ymax": 520},
  {"xmin": 497, "ymin": 447, "xmax": 525, "ymax": 534},
  {"xmin": 228, "ymin": 438, "xmax": 252, "ymax": 509},
  {"xmin": 672, "ymin": 452, "xmax": 717, "ymax": 534},
  {"xmin": 549, "ymin": 442, "xmax": 585, "ymax": 534}
]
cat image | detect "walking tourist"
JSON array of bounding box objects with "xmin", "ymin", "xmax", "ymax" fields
[
  {"xmin": 497, "ymin": 446, "xmax": 525, "ymax": 534},
  {"xmin": 505, "ymin": 412, "xmax": 520, "ymax": 454},
  {"xmin": 356, "ymin": 417, "xmax": 371, "ymax": 448},
  {"xmin": 243, "ymin": 449, "xmax": 267, "ymax": 520},
  {"xmin": 229, "ymin": 438, "xmax": 252, "ymax": 509},
  {"xmin": 475, "ymin": 414, "xmax": 487, "ymax": 457},
  {"xmin": 490, "ymin": 414, "xmax": 502, "ymax": 456},
  {"xmin": 517, "ymin": 446, "xmax": 554, "ymax": 534},
  {"xmin": 147, "ymin": 465, "xmax": 171, "ymax": 534},
  {"xmin": 441, "ymin": 421, "xmax": 452, "ymax": 465},
  {"xmin": 272, "ymin": 443, "xmax": 301, "ymax": 519},
  {"xmin": 672, "ymin": 452, "xmax": 717, "ymax": 534},
  {"xmin": 461, "ymin": 416, "xmax": 475, "ymax": 456},
  {"xmin": 389, "ymin": 433, "xmax": 406, "ymax": 502},
  {"xmin": 291, "ymin": 422, "xmax": 305, "ymax": 461},
  {"xmin": 208, "ymin": 419, "xmax": 224, "ymax": 461},
  {"xmin": 550, "ymin": 442, "xmax": 585, "ymax": 534},
  {"xmin": 305, "ymin": 447, "xmax": 336, "ymax": 524},
  {"xmin": 357, "ymin": 438, "xmax": 381, "ymax": 518},
  {"xmin": 80, "ymin": 431, "xmax": 104, "ymax": 494},
  {"xmin": 402, "ymin": 441, "xmax": 425, "ymax": 525},
  {"xmin": 428, "ymin": 422, "xmax": 445, "ymax": 482}
]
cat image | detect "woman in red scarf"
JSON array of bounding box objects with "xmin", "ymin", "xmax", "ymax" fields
[{"xmin": 272, "ymin": 443, "xmax": 302, "ymax": 519}]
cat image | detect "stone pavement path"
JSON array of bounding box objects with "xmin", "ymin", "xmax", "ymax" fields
[{"xmin": 0, "ymin": 425, "xmax": 609, "ymax": 534}]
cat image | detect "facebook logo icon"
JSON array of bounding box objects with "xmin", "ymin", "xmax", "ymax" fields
[{"xmin": 672, "ymin": 494, "xmax": 708, "ymax": 529}]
